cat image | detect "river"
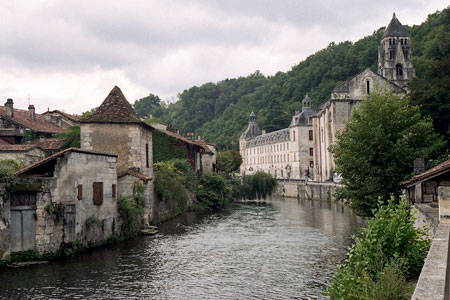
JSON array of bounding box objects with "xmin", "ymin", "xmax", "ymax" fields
[{"xmin": 0, "ymin": 197, "xmax": 364, "ymax": 300}]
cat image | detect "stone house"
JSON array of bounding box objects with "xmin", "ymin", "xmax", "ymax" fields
[
  {"xmin": 403, "ymin": 159, "xmax": 450, "ymax": 232},
  {"xmin": 0, "ymin": 99, "xmax": 68, "ymax": 144},
  {"xmin": 0, "ymin": 148, "xmax": 118, "ymax": 259},
  {"xmin": 194, "ymin": 139, "xmax": 217, "ymax": 173},
  {"xmin": 42, "ymin": 109, "xmax": 79, "ymax": 128},
  {"xmin": 153, "ymin": 128, "xmax": 205, "ymax": 172},
  {"xmin": 80, "ymin": 86, "xmax": 155, "ymax": 225}
]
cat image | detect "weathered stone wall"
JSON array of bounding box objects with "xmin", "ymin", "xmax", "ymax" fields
[
  {"xmin": 276, "ymin": 180, "xmax": 341, "ymax": 201},
  {"xmin": 23, "ymin": 150, "xmax": 119, "ymax": 255},
  {"xmin": 0, "ymin": 183, "xmax": 10, "ymax": 260},
  {"xmin": 0, "ymin": 148, "xmax": 46, "ymax": 166},
  {"xmin": 81, "ymin": 123, "xmax": 154, "ymax": 226}
]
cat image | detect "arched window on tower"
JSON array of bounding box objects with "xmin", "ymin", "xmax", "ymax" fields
[
  {"xmin": 396, "ymin": 64, "xmax": 403, "ymax": 76},
  {"xmin": 366, "ymin": 80, "xmax": 370, "ymax": 94},
  {"xmin": 389, "ymin": 50, "xmax": 394, "ymax": 60}
]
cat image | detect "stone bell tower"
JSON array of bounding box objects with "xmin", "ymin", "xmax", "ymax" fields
[{"xmin": 378, "ymin": 13, "xmax": 415, "ymax": 89}]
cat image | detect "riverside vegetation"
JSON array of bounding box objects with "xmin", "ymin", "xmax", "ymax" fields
[{"xmin": 325, "ymin": 198, "xmax": 431, "ymax": 300}]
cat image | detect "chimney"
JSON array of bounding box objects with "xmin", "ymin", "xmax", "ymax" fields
[
  {"xmin": 28, "ymin": 105, "xmax": 35, "ymax": 122},
  {"xmin": 262, "ymin": 130, "xmax": 266, "ymax": 135},
  {"xmin": 197, "ymin": 135, "xmax": 201, "ymax": 141},
  {"xmin": 5, "ymin": 98, "xmax": 13, "ymax": 118}
]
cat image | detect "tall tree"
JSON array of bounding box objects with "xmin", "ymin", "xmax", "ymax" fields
[
  {"xmin": 133, "ymin": 94, "xmax": 161, "ymax": 117},
  {"xmin": 330, "ymin": 91, "xmax": 443, "ymax": 216}
]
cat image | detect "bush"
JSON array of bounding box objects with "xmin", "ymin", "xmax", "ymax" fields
[
  {"xmin": 0, "ymin": 159, "xmax": 24, "ymax": 179},
  {"xmin": 117, "ymin": 182, "xmax": 146, "ymax": 236},
  {"xmin": 196, "ymin": 173, "xmax": 232, "ymax": 210},
  {"xmin": 325, "ymin": 197, "xmax": 431, "ymax": 299},
  {"xmin": 234, "ymin": 171, "xmax": 278, "ymax": 200},
  {"xmin": 167, "ymin": 158, "xmax": 197, "ymax": 191}
]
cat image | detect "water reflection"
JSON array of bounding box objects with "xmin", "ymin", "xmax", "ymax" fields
[{"xmin": 0, "ymin": 197, "xmax": 364, "ymax": 300}]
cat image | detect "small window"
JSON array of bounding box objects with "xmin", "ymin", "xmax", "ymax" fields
[
  {"xmin": 77, "ymin": 184, "xmax": 83, "ymax": 200},
  {"xmin": 310, "ymin": 161, "xmax": 314, "ymax": 168},
  {"xmin": 396, "ymin": 63, "xmax": 403, "ymax": 76},
  {"xmin": 293, "ymin": 131, "xmax": 295, "ymax": 141},
  {"xmin": 112, "ymin": 184, "xmax": 116, "ymax": 198},
  {"xmin": 93, "ymin": 182, "xmax": 103, "ymax": 205},
  {"xmin": 309, "ymin": 130, "xmax": 313, "ymax": 141},
  {"xmin": 366, "ymin": 80, "xmax": 370, "ymax": 94},
  {"xmin": 310, "ymin": 148, "xmax": 314, "ymax": 156}
]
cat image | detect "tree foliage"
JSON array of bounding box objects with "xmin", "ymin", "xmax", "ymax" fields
[
  {"xmin": 325, "ymin": 198, "xmax": 431, "ymax": 300},
  {"xmin": 217, "ymin": 150, "xmax": 242, "ymax": 175},
  {"xmin": 196, "ymin": 173, "xmax": 232, "ymax": 210},
  {"xmin": 235, "ymin": 171, "xmax": 278, "ymax": 200},
  {"xmin": 135, "ymin": 7, "xmax": 450, "ymax": 150},
  {"xmin": 330, "ymin": 91, "xmax": 443, "ymax": 216},
  {"xmin": 53, "ymin": 125, "xmax": 81, "ymax": 148},
  {"xmin": 0, "ymin": 159, "xmax": 24, "ymax": 179},
  {"xmin": 133, "ymin": 94, "xmax": 162, "ymax": 117}
]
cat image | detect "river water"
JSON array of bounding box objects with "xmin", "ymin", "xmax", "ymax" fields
[{"xmin": 0, "ymin": 198, "xmax": 364, "ymax": 300}]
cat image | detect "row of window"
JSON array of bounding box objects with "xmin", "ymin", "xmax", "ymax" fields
[
  {"xmin": 246, "ymin": 148, "xmax": 314, "ymax": 165},
  {"xmin": 77, "ymin": 182, "xmax": 116, "ymax": 206},
  {"xmin": 387, "ymin": 38, "xmax": 408, "ymax": 46},
  {"xmin": 247, "ymin": 142, "xmax": 290, "ymax": 156}
]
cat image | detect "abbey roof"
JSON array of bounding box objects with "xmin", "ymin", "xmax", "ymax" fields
[{"xmin": 383, "ymin": 13, "xmax": 409, "ymax": 38}]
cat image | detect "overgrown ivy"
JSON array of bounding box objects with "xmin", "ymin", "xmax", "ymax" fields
[
  {"xmin": 153, "ymin": 130, "xmax": 189, "ymax": 163},
  {"xmin": 117, "ymin": 181, "xmax": 146, "ymax": 237}
]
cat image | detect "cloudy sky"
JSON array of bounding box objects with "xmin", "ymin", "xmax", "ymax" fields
[{"xmin": 1, "ymin": 0, "xmax": 448, "ymax": 114}]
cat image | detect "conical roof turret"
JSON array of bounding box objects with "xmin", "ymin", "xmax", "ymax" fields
[{"xmin": 383, "ymin": 13, "xmax": 409, "ymax": 38}]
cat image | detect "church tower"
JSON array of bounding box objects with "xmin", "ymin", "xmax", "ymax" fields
[{"xmin": 378, "ymin": 13, "xmax": 415, "ymax": 89}]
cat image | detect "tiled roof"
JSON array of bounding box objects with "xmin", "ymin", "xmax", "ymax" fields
[
  {"xmin": 0, "ymin": 144, "xmax": 39, "ymax": 152},
  {"xmin": 118, "ymin": 168, "xmax": 152, "ymax": 181},
  {"xmin": 403, "ymin": 159, "xmax": 450, "ymax": 187},
  {"xmin": 194, "ymin": 139, "xmax": 217, "ymax": 149},
  {"xmin": 156, "ymin": 129, "xmax": 206, "ymax": 150},
  {"xmin": 81, "ymin": 86, "xmax": 142, "ymax": 124},
  {"xmin": 0, "ymin": 107, "xmax": 64, "ymax": 134},
  {"xmin": 0, "ymin": 139, "xmax": 11, "ymax": 145},
  {"xmin": 247, "ymin": 128, "xmax": 290, "ymax": 147},
  {"xmin": 42, "ymin": 110, "xmax": 79, "ymax": 122},
  {"xmin": 383, "ymin": 13, "xmax": 409, "ymax": 38},
  {"xmin": 29, "ymin": 138, "xmax": 66, "ymax": 150}
]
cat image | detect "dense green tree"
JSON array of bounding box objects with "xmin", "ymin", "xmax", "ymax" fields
[
  {"xmin": 217, "ymin": 150, "xmax": 242, "ymax": 175},
  {"xmin": 133, "ymin": 94, "xmax": 161, "ymax": 117},
  {"xmin": 53, "ymin": 125, "xmax": 81, "ymax": 148},
  {"xmin": 330, "ymin": 91, "xmax": 443, "ymax": 216}
]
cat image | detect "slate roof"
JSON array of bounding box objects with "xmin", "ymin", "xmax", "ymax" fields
[
  {"xmin": 403, "ymin": 159, "xmax": 450, "ymax": 187},
  {"xmin": 81, "ymin": 86, "xmax": 142, "ymax": 124},
  {"xmin": 0, "ymin": 106, "xmax": 64, "ymax": 134},
  {"xmin": 383, "ymin": 13, "xmax": 409, "ymax": 38},
  {"xmin": 290, "ymin": 108, "xmax": 319, "ymax": 127},
  {"xmin": 247, "ymin": 128, "xmax": 290, "ymax": 147}
]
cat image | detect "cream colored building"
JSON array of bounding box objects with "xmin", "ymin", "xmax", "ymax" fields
[{"xmin": 239, "ymin": 95, "xmax": 317, "ymax": 180}]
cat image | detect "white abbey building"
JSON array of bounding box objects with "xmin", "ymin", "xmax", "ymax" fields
[
  {"xmin": 239, "ymin": 95, "xmax": 317, "ymax": 180},
  {"xmin": 239, "ymin": 13, "xmax": 413, "ymax": 183}
]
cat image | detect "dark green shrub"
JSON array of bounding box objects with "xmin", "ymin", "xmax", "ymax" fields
[
  {"xmin": 0, "ymin": 159, "xmax": 24, "ymax": 179},
  {"xmin": 167, "ymin": 158, "xmax": 197, "ymax": 191},
  {"xmin": 234, "ymin": 171, "xmax": 278, "ymax": 200},
  {"xmin": 196, "ymin": 173, "xmax": 232, "ymax": 210},
  {"xmin": 325, "ymin": 197, "xmax": 431, "ymax": 299},
  {"xmin": 117, "ymin": 182, "xmax": 146, "ymax": 237}
]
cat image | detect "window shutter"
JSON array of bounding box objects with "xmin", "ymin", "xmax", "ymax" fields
[
  {"xmin": 93, "ymin": 182, "xmax": 103, "ymax": 205},
  {"xmin": 77, "ymin": 184, "xmax": 83, "ymax": 200},
  {"xmin": 112, "ymin": 184, "xmax": 116, "ymax": 198}
]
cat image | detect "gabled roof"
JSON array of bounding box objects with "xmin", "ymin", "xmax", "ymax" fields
[
  {"xmin": 42, "ymin": 110, "xmax": 79, "ymax": 122},
  {"xmin": 332, "ymin": 68, "xmax": 406, "ymax": 94},
  {"xmin": 155, "ymin": 129, "xmax": 206, "ymax": 150},
  {"xmin": 403, "ymin": 159, "xmax": 450, "ymax": 187},
  {"xmin": 29, "ymin": 138, "xmax": 66, "ymax": 151},
  {"xmin": 81, "ymin": 86, "xmax": 142, "ymax": 124},
  {"xmin": 383, "ymin": 13, "xmax": 409, "ymax": 38},
  {"xmin": 0, "ymin": 107, "xmax": 64, "ymax": 134}
]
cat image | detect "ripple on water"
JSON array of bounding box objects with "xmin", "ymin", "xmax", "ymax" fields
[{"xmin": 0, "ymin": 198, "xmax": 364, "ymax": 300}]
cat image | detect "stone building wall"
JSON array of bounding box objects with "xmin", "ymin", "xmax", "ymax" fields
[
  {"xmin": 0, "ymin": 148, "xmax": 46, "ymax": 166},
  {"xmin": 0, "ymin": 183, "xmax": 10, "ymax": 260}
]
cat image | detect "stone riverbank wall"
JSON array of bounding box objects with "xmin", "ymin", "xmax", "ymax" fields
[{"xmin": 275, "ymin": 179, "xmax": 342, "ymax": 201}]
